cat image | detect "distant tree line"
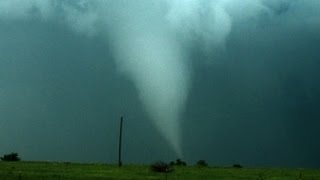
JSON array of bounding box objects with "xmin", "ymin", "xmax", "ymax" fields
[
  {"xmin": 150, "ymin": 158, "xmax": 244, "ymax": 173},
  {"xmin": 150, "ymin": 159, "xmax": 210, "ymax": 173}
]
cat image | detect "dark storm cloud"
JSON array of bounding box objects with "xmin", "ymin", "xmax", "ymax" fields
[{"xmin": 0, "ymin": 0, "xmax": 319, "ymax": 167}]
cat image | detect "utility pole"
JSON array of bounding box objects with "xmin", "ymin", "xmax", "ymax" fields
[{"xmin": 118, "ymin": 116, "xmax": 123, "ymax": 167}]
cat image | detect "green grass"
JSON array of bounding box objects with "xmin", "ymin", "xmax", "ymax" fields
[{"xmin": 0, "ymin": 161, "xmax": 319, "ymax": 179}]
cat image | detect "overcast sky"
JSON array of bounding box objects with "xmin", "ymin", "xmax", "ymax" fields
[{"xmin": 0, "ymin": 0, "xmax": 319, "ymax": 167}]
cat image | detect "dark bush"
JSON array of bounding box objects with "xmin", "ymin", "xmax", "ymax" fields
[
  {"xmin": 1, "ymin": 152, "xmax": 20, "ymax": 161},
  {"xmin": 174, "ymin": 159, "xmax": 187, "ymax": 166},
  {"xmin": 150, "ymin": 161, "xmax": 173, "ymax": 173},
  {"xmin": 233, "ymin": 164, "xmax": 242, "ymax": 168},
  {"xmin": 169, "ymin": 161, "xmax": 175, "ymax": 166},
  {"xmin": 196, "ymin": 160, "xmax": 208, "ymax": 167}
]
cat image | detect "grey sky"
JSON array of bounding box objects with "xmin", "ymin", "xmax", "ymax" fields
[{"xmin": 0, "ymin": 0, "xmax": 319, "ymax": 167}]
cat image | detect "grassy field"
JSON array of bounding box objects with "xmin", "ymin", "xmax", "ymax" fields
[{"xmin": 0, "ymin": 161, "xmax": 319, "ymax": 179}]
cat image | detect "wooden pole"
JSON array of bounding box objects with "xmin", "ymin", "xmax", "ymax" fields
[{"xmin": 118, "ymin": 116, "xmax": 123, "ymax": 167}]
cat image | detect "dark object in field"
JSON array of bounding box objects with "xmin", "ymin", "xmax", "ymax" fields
[
  {"xmin": 1, "ymin": 152, "xmax": 20, "ymax": 161},
  {"xmin": 170, "ymin": 158, "xmax": 187, "ymax": 166},
  {"xmin": 233, "ymin": 164, "xmax": 242, "ymax": 168},
  {"xmin": 196, "ymin": 160, "xmax": 208, "ymax": 167},
  {"xmin": 169, "ymin": 159, "xmax": 187, "ymax": 166},
  {"xmin": 150, "ymin": 161, "xmax": 173, "ymax": 173},
  {"xmin": 169, "ymin": 161, "xmax": 175, "ymax": 166}
]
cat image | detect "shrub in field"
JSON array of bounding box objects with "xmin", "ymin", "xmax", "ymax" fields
[
  {"xmin": 150, "ymin": 161, "xmax": 173, "ymax": 173},
  {"xmin": 233, "ymin": 164, "xmax": 242, "ymax": 168},
  {"xmin": 196, "ymin": 160, "xmax": 208, "ymax": 167},
  {"xmin": 1, "ymin": 152, "xmax": 20, "ymax": 161},
  {"xmin": 169, "ymin": 161, "xmax": 175, "ymax": 166},
  {"xmin": 174, "ymin": 159, "xmax": 187, "ymax": 166},
  {"xmin": 161, "ymin": 159, "xmax": 187, "ymax": 166},
  {"xmin": 170, "ymin": 159, "xmax": 187, "ymax": 166}
]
